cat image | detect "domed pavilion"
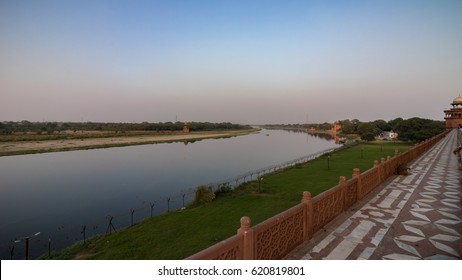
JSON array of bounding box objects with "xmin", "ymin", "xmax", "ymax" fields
[{"xmin": 444, "ymin": 95, "xmax": 462, "ymax": 128}]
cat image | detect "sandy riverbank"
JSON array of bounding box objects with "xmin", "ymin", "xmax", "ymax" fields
[{"xmin": 0, "ymin": 129, "xmax": 259, "ymax": 156}]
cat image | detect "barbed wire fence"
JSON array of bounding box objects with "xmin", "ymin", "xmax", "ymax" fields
[{"xmin": 1, "ymin": 146, "xmax": 342, "ymax": 260}]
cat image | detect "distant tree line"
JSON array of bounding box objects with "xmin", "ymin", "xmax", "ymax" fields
[
  {"xmin": 340, "ymin": 118, "xmax": 445, "ymax": 142},
  {"xmin": 0, "ymin": 121, "xmax": 252, "ymax": 135},
  {"xmin": 263, "ymin": 117, "xmax": 445, "ymax": 142}
]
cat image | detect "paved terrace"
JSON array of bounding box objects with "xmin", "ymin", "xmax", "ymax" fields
[{"xmin": 285, "ymin": 129, "xmax": 462, "ymax": 260}]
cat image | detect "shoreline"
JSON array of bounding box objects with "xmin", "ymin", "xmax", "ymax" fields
[
  {"xmin": 0, "ymin": 129, "xmax": 259, "ymax": 157},
  {"xmin": 43, "ymin": 140, "xmax": 413, "ymax": 260}
]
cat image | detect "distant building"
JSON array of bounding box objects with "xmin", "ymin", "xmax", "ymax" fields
[
  {"xmin": 331, "ymin": 121, "xmax": 341, "ymax": 134},
  {"xmin": 377, "ymin": 131, "xmax": 398, "ymax": 140},
  {"xmin": 331, "ymin": 121, "xmax": 344, "ymax": 144},
  {"xmin": 182, "ymin": 122, "xmax": 190, "ymax": 133},
  {"xmin": 444, "ymin": 95, "xmax": 462, "ymax": 128}
]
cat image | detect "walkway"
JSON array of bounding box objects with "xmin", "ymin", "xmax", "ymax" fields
[{"xmin": 285, "ymin": 130, "xmax": 462, "ymax": 260}]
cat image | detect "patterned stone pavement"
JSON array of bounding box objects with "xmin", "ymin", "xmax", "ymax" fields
[{"xmin": 285, "ymin": 130, "xmax": 462, "ymax": 260}]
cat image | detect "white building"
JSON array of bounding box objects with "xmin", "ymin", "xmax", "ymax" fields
[{"xmin": 377, "ymin": 131, "xmax": 398, "ymax": 140}]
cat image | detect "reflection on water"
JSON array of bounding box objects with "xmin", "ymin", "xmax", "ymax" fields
[{"xmin": 0, "ymin": 129, "xmax": 338, "ymax": 259}]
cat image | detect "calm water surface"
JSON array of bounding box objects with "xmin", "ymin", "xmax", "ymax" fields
[{"xmin": 0, "ymin": 129, "xmax": 338, "ymax": 259}]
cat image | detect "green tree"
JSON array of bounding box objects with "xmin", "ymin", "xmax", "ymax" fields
[
  {"xmin": 373, "ymin": 119, "xmax": 391, "ymax": 131},
  {"xmin": 357, "ymin": 122, "xmax": 380, "ymax": 141},
  {"xmin": 392, "ymin": 118, "xmax": 444, "ymax": 142},
  {"xmin": 361, "ymin": 132, "xmax": 376, "ymax": 141},
  {"xmin": 339, "ymin": 119, "xmax": 358, "ymax": 134}
]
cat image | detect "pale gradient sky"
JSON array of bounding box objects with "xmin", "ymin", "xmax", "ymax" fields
[{"xmin": 1, "ymin": 0, "xmax": 461, "ymax": 124}]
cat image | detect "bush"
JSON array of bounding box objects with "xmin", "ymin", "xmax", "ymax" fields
[
  {"xmin": 190, "ymin": 186, "xmax": 216, "ymax": 207},
  {"xmin": 214, "ymin": 183, "xmax": 233, "ymax": 196},
  {"xmin": 361, "ymin": 132, "xmax": 376, "ymax": 141}
]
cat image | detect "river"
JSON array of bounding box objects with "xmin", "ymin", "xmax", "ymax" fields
[{"xmin": 0, "ymin": 129, "xmax": 339, "ymax": 259}]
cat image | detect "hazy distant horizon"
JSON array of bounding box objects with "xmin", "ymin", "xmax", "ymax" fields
[
  {"xmin": 0, "ymin": 115, "xmax": 446, "ymax": 125},
  {"xmin": 1, "ymin": 0, "xmax": 461, "ymax": 124}
]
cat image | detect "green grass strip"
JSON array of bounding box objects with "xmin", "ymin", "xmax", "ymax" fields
[{"xmin": 45, "ymin": 141, "xmax": 411, "ymax": 260}]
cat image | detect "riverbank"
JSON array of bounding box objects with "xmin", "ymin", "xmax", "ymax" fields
[
  {"xmin": 44, "ymin": 140, "xmax": 412, "ymax": 260},
  {"xmin": 0, "ymin": 129, "xmax": 259, "ymax": 157}
]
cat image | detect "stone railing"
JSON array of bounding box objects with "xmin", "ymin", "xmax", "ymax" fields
[{"xmin": 186, "ymin": 130, "xmax": 450, "ymax": 260}]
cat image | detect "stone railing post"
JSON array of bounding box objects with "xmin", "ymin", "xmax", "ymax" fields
[
  {"xmin": 353, "ymin": 168, "xmax": 362, "ymax": 200},
  {"xmin": 301, "ymin": 191, "xmax": 313, "ymax": 240},
  {"xmin": 338, "ymin": 176, "xmax": 348, "ymax": 210},
  {"xmin": 237, "ymin": 216, "xmax": 254, "ymax": 260},
  {"xmin": 381, "ymin": 157, "xmax": 387, "ymax": 175},
  {"xmin": 374, "ymin": 160, "xmax": 382, "ymax": 183}
]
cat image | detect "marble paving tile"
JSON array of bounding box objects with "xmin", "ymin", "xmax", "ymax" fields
[
  {"xmin": 415, "ymin": 201, "xmax": 432, "ymax": 208},
  {"xmin": 394, "ymin": 239, "xmax": 421, "ymax": 257},
  {"xmin": 444, "ymin": 192, "xmax": 461, "ymax": 199},
  {"xmin": 401, "ymin": 175, "xmax": 415, "ymax": 185},
  {"xmin": 402, "ymin": 220, "xmax": 429, "ymax": 226},
  {"xmin": 396, "ymin": 200, "xmax": 407, "ymax": 208},
  {"xmin": 324, "ymin": 220, "xmax": 375, "ymax": 260},
  {"xmin": 395, "ymin": 235, "xmax": 425, "ymax": 243},
  {"xmin": 427, "ymin": 178, "xmax": 443, "ymax": 183},
  {"xmin": 369, "ymin": 211, "xmax": 385, "ymax": 217},
  {"xmin": 382, "ymin": 253, "xmax": 420, "ymax": 260},
  {"xmin": 410, "ymin": 208, "xmax": 432, "ymax": 213},
  {"xmin": 429, "ymin": 234, "xmax": 460, "ymax": 242},
  {"xmin": 403, "ymin": 224, "xmax": 425, "ymax": 237},
  {"xmin": 358, "ymin": 247, "xmax": 375, "ymax": 260},
  {"xmin": 435, "ymin": 224, "xmax": 462, "ymax": 236},
  {"xmin": 419, "ymin": 193, "xmax": 438, "ymax": 199},
  {"xmin": 441, "ymin": 200, "xmax": 460, "ymax": 208},
  {"xmin": 377, "ymin": 193, "xmax": 400, "ymax": 209},
  {"xmin": 429, "ymin": 240, "xmax": 460, "ymax": 257},
  {"xmin": 425, "ymin": 254, "xmax": 458, "ymax": 260},
  {"xmin": 437, "ymin": 211, "xmax": 462, "ymax": 220},
  {"xmin": 324, "ymin": 239, "xmax": 357, "ymax": 260},
  {"xmin": 439, "ymin": 207, "xmax": 461, "ymax": 213},
  {"xmin": 334, "ymin": 219, "xmax": 353, "ymax": 234},
  {"xmin": 370, "ymin": 227, "xmax": 388, "ymax": 246},
  {"xmin": 409, "ymin": 211, "xmax": 431, "ymax": 222},
  {"xmin": 310, "ymin": 234, "xmax": 337, "ymax": 254},
  {"xmin": 434, "ymin": 219, "xmax": 462, "ymax": 225}
]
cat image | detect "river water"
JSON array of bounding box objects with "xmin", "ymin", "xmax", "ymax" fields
[{"xmin": 0, "ymin": 129, "xmax": 339, "ymax": 259}]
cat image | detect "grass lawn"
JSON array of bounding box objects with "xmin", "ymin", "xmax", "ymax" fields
[{"xmin": 47, "ymin": 141, "xmax": 412, "ymax": 260}]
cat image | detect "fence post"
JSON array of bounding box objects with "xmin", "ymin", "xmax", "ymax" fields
[
  {"xmin": 301, "ymin": 191, "xmax": 313, "ymax": 240},
  {"xmin": 130, "ymin": 209, "xmax": 135, "ymax": 226},
  {"xmin": 150, "ymin": 202, "xmax": 156, "ymax": 217},
  {"xmin": 9, "ymin": 245, "xmax": 14, "ymax": 260},
  {"xmin": 106, "ymin": 216, "xmax": 116, "ymax": 234},
  {"xmin": 353, "ymin": 168, "xmax": 362, "ymax": 201},
  {"xmin": 237, "ymin": 216, "xmax": 254, "ymax": 260},
  {"xmin": 81, "ymin": 225, "xmax": 86, "ymax": 244},
  {"xmin": 48, "ymin": 236, "xmax": 51, "ymax": 259}
]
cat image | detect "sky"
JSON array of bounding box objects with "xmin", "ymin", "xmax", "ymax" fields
[{"xmin": 1, "ymin": 0, "xmax": 461, "ymax": 124}]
